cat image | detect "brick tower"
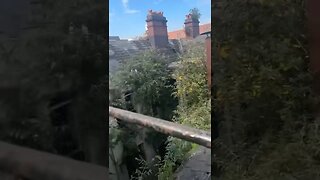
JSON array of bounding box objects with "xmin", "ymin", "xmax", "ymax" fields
[
  {"xmin": 146, "ymin": 10, "xmax": 169, "ymax": 49},
  {"xmin": 184, "ymin": 14, "xmax": 200, "ymax": 39}
]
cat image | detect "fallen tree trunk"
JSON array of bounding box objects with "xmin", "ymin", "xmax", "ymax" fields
[{"xmin": 109, "ymin": 106, "xmax": 211, "ymax": 148}]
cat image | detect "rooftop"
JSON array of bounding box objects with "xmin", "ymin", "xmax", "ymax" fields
[
  {"xmin": 168, "ymin": 23, "xmax": 211, "ymax": 40},
  {"xmin": 109, "ymin": 10, "xmax": 210, "ymax": 74}
]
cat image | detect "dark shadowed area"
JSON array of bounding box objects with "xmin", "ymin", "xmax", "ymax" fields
[{"xmin": 0, "ymin": 0, "xmax": 108, "ymax": 179}]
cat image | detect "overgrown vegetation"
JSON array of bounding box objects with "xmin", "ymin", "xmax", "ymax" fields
[
  {"xmin": 0, "ymin": 0, "xmax": 107, "ymax": 165},
  {"xmin": 189, "ymin": 8, "xmax": 201, "ymax": 20},
  {"xmin": 109, "ymin": 41, "xmax": 210, "ymax": 179},
  {"xmin": 213, "ymin": 0, "xmax": 320, "ymax": 179},
  {"xmin": 157, "ymin": 42, "xmax": 211, "ymax": 179},
  {"xmin": 109, "ymin": 50, "xmax": 178, "ymax": 179},
  {"xmin": 172, "ymin": 42, "xmax": 210, "ymax": 129},
  {"xmin": 110, "ymin": 50, "xmax": 176, "ymax": 118}
]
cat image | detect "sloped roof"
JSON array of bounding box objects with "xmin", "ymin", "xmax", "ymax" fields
[
  {"xmin": 168, "ymin": 29, "xmax": 185, "ymax": 40},
  {"xmin": 199, "ymin": 23, "xmax": 211, "ymax": 34},
  {"xmin": 168, "ymin": 23, "xmax": 211, "ymax": 39},
  {"xmin": 109, "ymin": 39, "xmax": 151, "ymax": 61},
  {"xmin": 109, "ymin": 38, "xmax": 184, "ymax": 74},
  {"xmin": 109, "ymin": 36, "xmax": 120, "ymax": 41}
]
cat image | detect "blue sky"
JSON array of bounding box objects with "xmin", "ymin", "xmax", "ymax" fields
[{"xmin": 109, "ymin": 0, "xmax": 211, "ymax": 39}]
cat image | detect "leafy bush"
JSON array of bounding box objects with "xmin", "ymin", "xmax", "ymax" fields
[
  {"xmin": 131, "ymin": 155, "xmax": 162, "ymax": 180},
  {"xmin": 158, "ymin": 138, "xmax": 193, "ymax": 180},
  {"xmin": 158, "ymin": 42, "xmax": 211, "ymax": 179},
  {"xmin": 212, "ymin": 0, "xmax": 320, "ymax": 179},
  {"xmin": 172, "ymin": 41, "xmax": 210, "ymax": 130},
  {"xmin": 109, "ymin": 50, "xmax": 178, "ymax": 179},
  {"xmin": 110, "ymin": 50, "xmax": 176, "ymax": 117},
  {"xmin": 173, "ymin": 42, "xmax": 208, "ymax": 108}
]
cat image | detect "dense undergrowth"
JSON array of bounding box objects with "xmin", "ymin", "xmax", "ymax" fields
[
  {"xmin": 212, "ymin": 0, "xmax": 320, "ymax": 179},
  {"xmin": 109, "ymin": 42, "xmax": 210, "ymax": 179},
  {"xmin": 0, "ymin": 0, "xmax": 108, "ymax": 165},
  {"xmin": 158, "ymin": 42, "xmax": 211, "ymax": 179},
  {"xmin": 109, "ymin": 50, "xmax": 177, "ymax": 179}
]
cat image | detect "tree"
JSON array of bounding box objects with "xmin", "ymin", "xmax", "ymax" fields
[
  {"xmin": 158, "ymin": 42, "xmax": 211, "ymax": 179},
  {"xmin": 111, "ymin": 50, "xmax": 176, "ymax": 118},
  {"xmin": 110, "ymin": 50, "xmax": 178, "ymax": 178},
  {"xmin": 189, "ymin": 8, "xmax": 201, "ymax": 20}
]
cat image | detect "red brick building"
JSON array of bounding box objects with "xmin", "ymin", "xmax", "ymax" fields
[
  {"xmin": 109, "ymin": 10, "xmax": 211, "ymax": 74},
  {"xmin": 168, "ymin": 23, "xmax": 211, "ymax": 40}
]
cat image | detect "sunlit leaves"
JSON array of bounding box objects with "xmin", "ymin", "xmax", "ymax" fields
[{"xmin": 111, "ymin": 50, "xmax": 173, "ymax": 116}]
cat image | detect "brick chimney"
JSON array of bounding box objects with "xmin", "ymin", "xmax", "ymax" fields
[
  {"xmin": 146, "ymin": 10, "xmax": 169, "ymax": 49},
  {"xmin": 184, "ymin": 14, "xmax": 200, "ymax": 39}
]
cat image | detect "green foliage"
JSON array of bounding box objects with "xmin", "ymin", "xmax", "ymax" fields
[
  {"xmin": 109, "ymin": 124, "xmax": 122, "ymax": 149},
  {"xmin": 158, "ymin": 42, "xmax": 211, "ymax": 179},
  {"xmin": 172, "ymin": 42, "xmax": 210, "ymax": 129},
  {"xmin": 110, "ymin": 50, "xmax": 179, "ymax": 179},
  {"xmin": 157, "ymin": 139, "xmax": 199, "ymax": 180},
  {"xmin": 110, "ymin": 50, "xmax": 174, "ymax": 116},
  {"xmin": 131, "ymin": 155, "xmax": 162, "ymax": 180},
  {"xmin": 189, "ymin": 8, "xmax": 201, "ymax": 20},
  {"xmin": 158, "ymin": 138, "xmax": 193, "ymax": 180},
  {"xmin": 110, "ymin": 35, "xmax": 210, "ymax": 180},
  {"xmin": 174, "ymin": 100, "xmax": 211, "ymax": 130},
  {"xmin": 213, "ymin": 0, "xmax": 320, "ymax": 179},
  {"xmin": 0, "ymin": 0, "xmax": 107, "ymax": 154}
]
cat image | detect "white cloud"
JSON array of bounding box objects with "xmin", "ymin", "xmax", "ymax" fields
[{"xmin": 122, "ymin": 0, "xmax": 139, "ymax": 14}]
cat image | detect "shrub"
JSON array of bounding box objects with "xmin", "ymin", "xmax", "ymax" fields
[
  {"xmin": 212, "ymin": 0, "xmax": 320, "ymax": 179},
  {"xmin": 158, "ymin": 42, "xmax": 211, "ymax": 179}
]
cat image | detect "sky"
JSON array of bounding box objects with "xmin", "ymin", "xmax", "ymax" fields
[{"xmin": 109, "ymin": 0, "xmax": 211, "ymax": 39}]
